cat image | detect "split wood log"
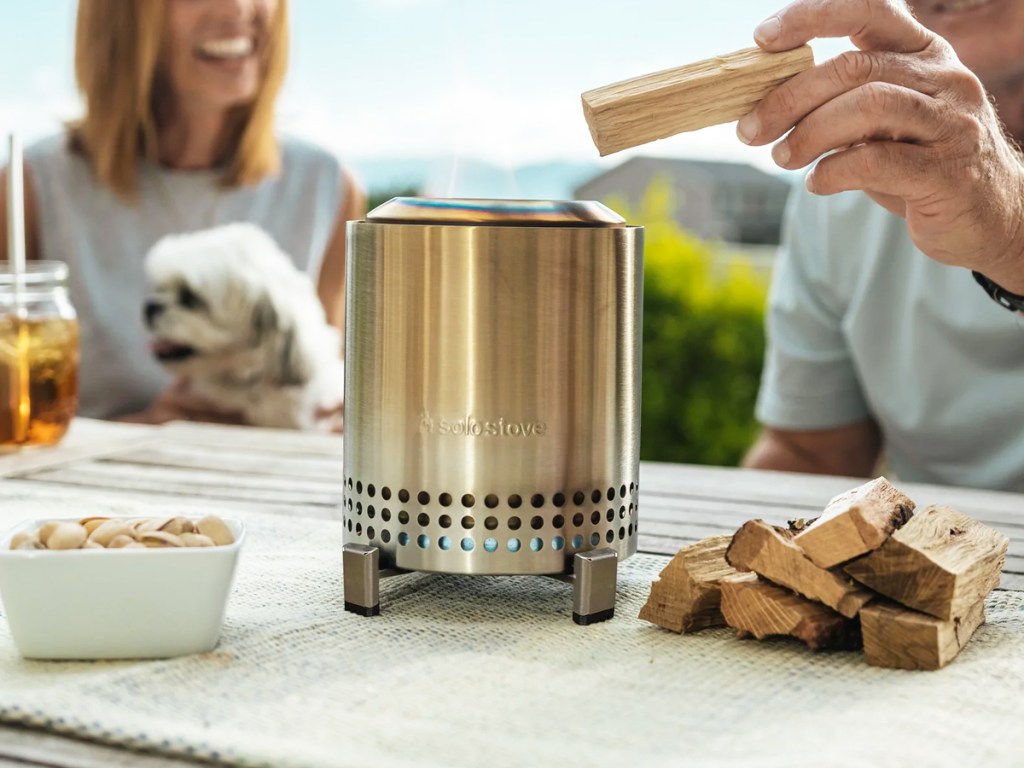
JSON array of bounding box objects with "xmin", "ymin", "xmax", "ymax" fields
[
  {"xmin": 860, "ymin": 598, "xmax": 986, "ymax": 671},
  {"xmin": 844, "ymin": 505, "xmax": 1008, "ymax": 620},
  {"xmin": 639, "ymin": 535, "xmax": 741, "ymax": 632},
  {"xmin": 719, "ymin": 573, "xmax": 862, "ymax": 651},
  {"xmin": 795, "ymin": 477, "xmax": 915, "ymax": 569},
  {"xmin": 581, "ymin": 46, "xmax": 815, "ymax": 156},
  {"xmin": 726, "ymin": 519, "xmax": 874, "ymax": 618}
]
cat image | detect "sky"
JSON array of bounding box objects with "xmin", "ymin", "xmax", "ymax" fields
[{"xmin": 0, "ymin": 1, "xmax": 853, "ymax": 179}]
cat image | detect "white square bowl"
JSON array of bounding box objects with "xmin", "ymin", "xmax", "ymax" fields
[{"xmin": 0, "ymin": 517, "xmax": 245, "ymax": 660}]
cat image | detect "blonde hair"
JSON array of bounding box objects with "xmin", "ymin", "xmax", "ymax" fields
[{"xmin": 70, "ymin": 0, "xmax": 289, "ymax": 200}]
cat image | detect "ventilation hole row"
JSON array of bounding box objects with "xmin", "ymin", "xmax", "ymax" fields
[
  {"xmin": 344, "ymin": 481, "xmax": 639, "ymax": 509},
  {"xmin": 344, "ymin": 508, "xmax": 637, "ymax": 531},
  {"xmin": 345, "ymin": 522, "xmax": 637, "ymax": 550}
]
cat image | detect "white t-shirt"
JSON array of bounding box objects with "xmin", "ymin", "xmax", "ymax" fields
[{"xmin": 756, "ymin": 185, "xmax": 1024, "ymax": 491}]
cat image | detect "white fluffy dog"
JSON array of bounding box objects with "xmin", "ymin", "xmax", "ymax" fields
[{"xmin": 143, "ymin": 223, "xmax": 344, "ymax": 430}]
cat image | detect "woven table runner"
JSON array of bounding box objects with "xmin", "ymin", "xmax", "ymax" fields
[{"xmin": 0, "ymin": 494, "xmax": 1022, "ymax": 768}]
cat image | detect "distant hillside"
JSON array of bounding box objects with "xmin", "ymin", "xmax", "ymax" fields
[{"xmin": 349, "ymin": 157, "xmax": 602, "ymax": 202}]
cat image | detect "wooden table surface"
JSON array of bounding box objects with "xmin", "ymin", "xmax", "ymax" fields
[{"xmin": 0, "ymin": 418, "xmax": 1021, "ymax": 767}]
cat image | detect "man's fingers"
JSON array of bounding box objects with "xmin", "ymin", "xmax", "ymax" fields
[
  {"xmin": 774, "ymin": 83, "xmax": 945, "ymax": 170},
  {"xmin": 756, "ymin": 0, "xmax": 934, "ymax": 54},
  {"xmin": 806, "ymin": 142, "xmax": 930, "ymax": 199},
  {"xmin": 739, "ymin": 49, "xmax": 942, "ymax": 145}
]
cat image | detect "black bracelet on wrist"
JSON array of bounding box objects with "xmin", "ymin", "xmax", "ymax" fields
[{"xmin": 972, "ymin": 271, "xmax": 1024, "ymax": 313}]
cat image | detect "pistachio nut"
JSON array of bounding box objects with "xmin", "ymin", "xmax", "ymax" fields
[
  {"xmin": 139, "ymin": 531, "xmax": 184, "ymax": 548},
  {"xmin": 88, "ymin": 519, "xmax": 135, "ymax": 547},
  {"xmin": 196, "ymin": 515, "xmax": 234, "ymax": 546},
  {"xmin": 9, "ymin": 532, "xmax": 42, "ymax": 551},
  {"xmin": 80, "ymin": 517, "xmax": 110, "ymax": 535},
  {"xmin": 37, "ymin": 521, "xmax": 60, "ymax": 546},
  {"xmin": 179, "ymin": 532, "xmax": 215, "ymax": 547},
  {"xmin": 46, "ymin": 522, "xmax": 88, "ymax": 550}
]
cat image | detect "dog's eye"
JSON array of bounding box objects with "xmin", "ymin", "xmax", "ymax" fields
[{"xmin": 178, "ymin": 284, "xmax": 203, "ymax": 310}]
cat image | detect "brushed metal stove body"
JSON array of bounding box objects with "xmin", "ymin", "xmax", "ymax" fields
[{"xmin": 342, "ymin": 198, "xmax": 643, "ymax": 624}]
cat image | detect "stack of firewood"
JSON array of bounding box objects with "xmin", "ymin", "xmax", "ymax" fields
[{"xmin": 639, "ymin": 478, "xmax": 1009, "ymax": 670}]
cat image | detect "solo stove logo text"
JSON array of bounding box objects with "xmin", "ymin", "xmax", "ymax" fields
[{"xmin": 419, "ymin": 412, "xmax": 547, "ymax": 438}]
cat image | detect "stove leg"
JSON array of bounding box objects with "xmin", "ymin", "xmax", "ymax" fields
[
  {"xmin": 343, "ymin": 543, "xmax": 381, "ymax": 617},
  {"xmin": 572, "ymin": 548, "xmax": 618, "ymax": 625}
]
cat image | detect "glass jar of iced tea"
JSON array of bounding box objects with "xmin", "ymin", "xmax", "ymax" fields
[{"xmin": 0, "ymin": 261, "xmax": 79, "ymax": 449}]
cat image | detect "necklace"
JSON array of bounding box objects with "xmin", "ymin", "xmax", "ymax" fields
[{"xmin": 148, "ymin": 165, "xmax": 226, "ymax": 233}]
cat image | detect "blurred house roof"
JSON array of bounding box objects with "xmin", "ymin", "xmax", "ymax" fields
[
  {"xmin": 575, "ymin": 156, "xmax": 792, "ymax": 245},
  {"xmin": 576, "ymin": 156, "xmax": 790, "ymax": 195}
]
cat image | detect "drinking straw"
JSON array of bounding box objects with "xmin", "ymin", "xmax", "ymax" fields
[{"xmin": 6, "ymin": 134, "xmax": 30, "ymax": 443}]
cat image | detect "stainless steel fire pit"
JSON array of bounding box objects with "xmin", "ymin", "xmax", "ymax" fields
[{"xmin": 341, "ymin": 198, "xmax": 643, "ymax": 624}]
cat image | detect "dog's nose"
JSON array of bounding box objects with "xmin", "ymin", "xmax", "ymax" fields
[{"xmin": 144, "ymin": 301, "xmax": 164, "ymax": 327}]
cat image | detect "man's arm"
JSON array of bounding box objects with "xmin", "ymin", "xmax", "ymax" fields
[{"xmin": 743, "ymin": 419, "xmax": 882, "ymax": 478}]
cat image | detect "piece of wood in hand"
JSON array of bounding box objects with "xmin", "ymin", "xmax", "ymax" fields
[
  {"xmin": 726, "ymin": 519, "xmax": 874, "ymax": 618},
  {"xmin": 719, "ymin": 573, "xmax": 862, "ymax": 651},
  {"xmin": 581, "ymin": 45, "xmax": 815, "ymax": 156},
  {"xmin": 860, "ymin": 598, "xmax": 986, "ymax": 671},
  {"xmin": 795, "ymin": 477, "xmax": 916, "ymax": 569},
  {"xmin": 844, "ymin": 505, "xmax": 1008, "ymax": 621},
  {"xmin": 639, "ymin": 534, "xmax": 741, "ymax": 633}
]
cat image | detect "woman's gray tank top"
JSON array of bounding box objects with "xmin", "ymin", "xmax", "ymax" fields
[{"xmin": 25, "ymin": 133, "xmax": 345, "ymax": 419}]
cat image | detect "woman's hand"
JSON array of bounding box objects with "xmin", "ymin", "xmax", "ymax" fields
[
  {"xmin": 738, "ymin": 0, "xmax": 1024, "ymax": 292},
  {"xmin": 119, "ymin": 378, "xmax": 245, "ymax": 426},
  {"xmin": 314, "ymin": 401, "xmax": 344, "ymax": 434}
]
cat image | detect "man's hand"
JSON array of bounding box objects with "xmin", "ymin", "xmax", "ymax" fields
[
  {"xmin": 119, "ymin": 378, "xmax": 245, "ymax": 426},
  {"xmin": 738, "ymin": 0, "xmax": 1024, "ymax": 293}
]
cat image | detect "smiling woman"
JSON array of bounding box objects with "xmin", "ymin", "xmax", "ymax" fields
[
  {"xmin": 71, "ymin": 0, "xmax": 288, "ymax": 197},
  {"xmin": 0, "ymin": 0, "xmax": 366, "ymax": 425}
]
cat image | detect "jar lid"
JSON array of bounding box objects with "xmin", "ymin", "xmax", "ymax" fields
[
  {"xmin": 0, "ymin": 261, "xmax": 68, "ymax": 286},
  {"xmin": 365, "ymin": 198, "xmax": 626, "ymax": 227}
]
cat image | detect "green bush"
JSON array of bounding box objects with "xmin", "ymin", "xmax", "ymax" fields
[{"xmin": 609, "ymin": 181, "xmax": 770, "ymax": 466}]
